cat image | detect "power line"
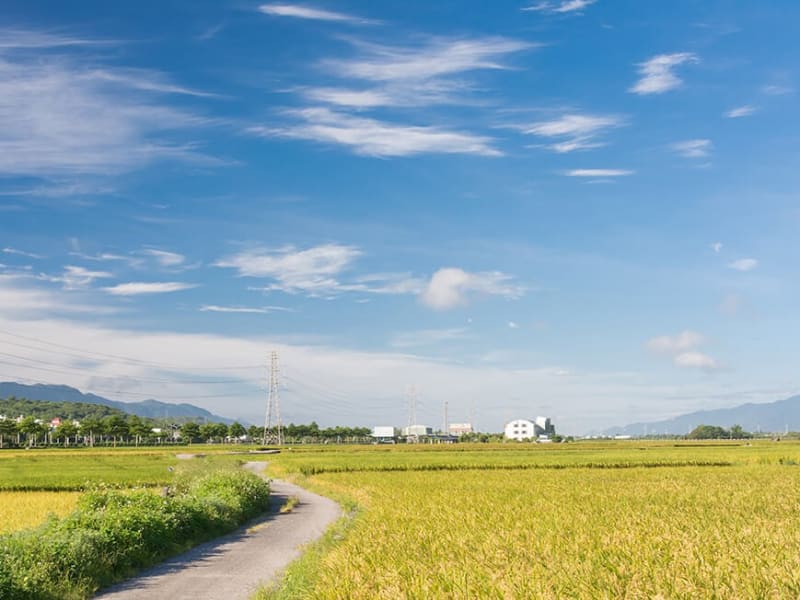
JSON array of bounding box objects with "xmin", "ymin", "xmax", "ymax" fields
[
  {"xmin": 0, "ymin": 371, "xmax": 255, "ymax": 400},
  {"xmin": 0, "ymin": 329, "xmax": 263, "ymax": 371},
  {"xmin": 0, "ymin": 350, "xmax": 258, "ymax": 385}
]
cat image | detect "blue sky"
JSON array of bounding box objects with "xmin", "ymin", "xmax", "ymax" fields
[{"xmin": 1, "ymin": 1, "xmax": 799, "ymax": 434}]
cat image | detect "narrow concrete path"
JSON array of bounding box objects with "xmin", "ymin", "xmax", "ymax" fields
[{"xmin": 95, "ymin": 463, "xmax": 341, "ymax": 600}]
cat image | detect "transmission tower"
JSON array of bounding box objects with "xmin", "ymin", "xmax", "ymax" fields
[
  {"xmin": 262, "ymin": 351, "xmax": 282, "ymax": 445},
  {"xmin": 407, "ymin": 384, "xmax": 418, "ymax": 427}
]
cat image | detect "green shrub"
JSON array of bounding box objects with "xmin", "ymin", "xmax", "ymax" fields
[{"xmin": 0, "ymin": 469, "xmax": 270, "ymax": 599}]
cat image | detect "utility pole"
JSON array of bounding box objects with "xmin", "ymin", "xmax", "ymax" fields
[
  {"xmin": 443, "ymin": 400, "xmax": 448, "ymax": 435},
  {"xmin": 263, "ymin": 351, "xmax": 282, "ymax": 445}
]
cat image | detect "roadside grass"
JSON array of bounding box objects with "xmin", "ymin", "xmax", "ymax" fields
[{"xmin": 0, "ymin": 465, "xmax": 271, "ymax": 599}]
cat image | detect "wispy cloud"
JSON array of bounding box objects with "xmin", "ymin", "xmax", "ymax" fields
[
  {"xmin": 40, "ymin": 265, "xmax": 113, "ymax": 290},
  {"xmin": 672, "ymin": 139, "xmax": 712, "ymax": 158},
  {"xmin": 199, "ymin": 305, "xmax": 292, "ymax": 314},
  {"xmin": 258, "ymin": 3, "xmax": 379, "ymax": 25},
  {"xmin": 0, "ymin": 28, "xmax": 215, "ymax": 178},
  {"xmin": 140, "ymin": 249, "xmax": 185, "ymax": 267},
  {"xmin": 646, "ymin": 330, "xmax": 720, "ymax": 370},
  {"xmin": 564, "ymin": 169, "xmax": 634, "ymax": 177},
  {"xmin": 250, "ymin": 107, "xmax": 501, "ymax": 157},
  {"xmin": 325, "ymin": 37, "xmax": 531, "ymax": 83},
  {"xmin": 3, "ymin": 247, "xmax": 44, "ymax": 259},
  {"xmin": 629, "ymin": 52, "xmax": 697, "ymax": 95},
  {"xmin": 647, "ymin": 330, "xmax": 705, "ymax": 354},
  {"xmin": 104, "ymin": 282, "xmax": 198, "ymax": 295},
  {"xmin": 725, "ymin": 105, "xmax": 757, "ymax": 118},
  {"xmin": 215, "ymin": 243, "xmax": 361, "ymax": 294},
  {"xmin": 711, "ymin": 242, "xmax": 723, "ymax": 253},
  {"xmin": 728, "ymin": 258, "xmax": 758, "ymax": 272},
  {"xmin": 302, "ymin": 36, "xmax": 531, "ymax": 109},
  {"xmin": 522, "ymin": 113, "xmax": 625, "ymax": 152},
  {"xmin": 420, "ymin": 267, "xmax": 523, "ymax": 310},
  {"xmin": 523, "ymin": 0, "xmax": 596, "ymax": 14}
]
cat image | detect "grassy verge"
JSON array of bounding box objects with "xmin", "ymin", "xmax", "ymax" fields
[
  {"xmin": 0, "ymin": 467, "xmax": 270, "ymax": 599},
  {"xmin": 252, "ymin": 474, "xmax": 361, "ymax": 600}
]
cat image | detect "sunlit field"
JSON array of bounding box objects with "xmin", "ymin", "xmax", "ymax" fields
[
  {"xmin": 262, "ymin": 441, "xmax": 800, "ymax": 599},
  {"xmin": 0, "ymin": 491, "xmax": 81, "ymax": 533}
]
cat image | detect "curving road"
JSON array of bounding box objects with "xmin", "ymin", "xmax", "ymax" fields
[{"xmin": 94, "ymin": 463, "xmax": 341, "ymax": 600}]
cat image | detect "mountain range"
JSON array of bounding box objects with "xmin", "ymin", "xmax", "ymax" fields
[
  {"xmin": 603, "ymin": 394, "xmax": 800, "ymax": 436},
  {"xmin": 0, "ymin": 382, "xmax": 238, "ymax": 424}
]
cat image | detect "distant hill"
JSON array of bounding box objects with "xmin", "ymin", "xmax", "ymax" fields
[
  {"xmin": 603, "ymin": 394, "xmax": 800, "ymax": 436},
  {"xmin": 0, "ymin": 397, "xmax": 127, "ymax": 421},
  {"xmin": 0, "ymin": 382, "xmax": 237, "ymax": 424}
]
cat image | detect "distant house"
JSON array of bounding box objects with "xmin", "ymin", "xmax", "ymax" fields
[
  {"xmin": 504, "ymin": 416, "xmax": 555, "ymax": 441},
  {"xmin": 448, "ymin": 423, "xmax": 473, "ymax": 436},
  {"xmin": 50, "ymin": 417, "xmax": 61, "ymax": 428}
]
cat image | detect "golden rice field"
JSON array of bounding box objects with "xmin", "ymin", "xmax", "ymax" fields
[
  {"xmin": 0, "ymin": 491, "xmax": 81, "ymax": 533},
  {"xmin": 262, "ymin": 441, "xmax": 800, "ymax": 599}
]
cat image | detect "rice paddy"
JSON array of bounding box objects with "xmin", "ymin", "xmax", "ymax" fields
[
  {"xmin": 0, "ymin": 491, "xmax": 81, "ymax": 533},
  {"xmin": 261, "ymin": 440, "xmax": 800, "ymax": 599}
]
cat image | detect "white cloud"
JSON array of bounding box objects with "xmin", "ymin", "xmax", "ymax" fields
[
  {"xmin": 140, "ymin": 249, "xmax": 185, "ymax": 267},
  {"xmin": 523, "ymin": 0, "xmax": 596, "ymax": 13},
  {"xmin": 711, "ymin": 242, "xmax": 723, "ymax": 253},
  {"xmin": 508, "ymin": 321, "xmax": 519, "ymax": 329},
  {"xmin": 673, "ymin": 352, "xmax": 719, "ymax": 370},
  {"xmin": 672, "ymin": 139, "xmax": 712, "ymax": 158},
  {"xmin": 0, "ymin": 29, "xmax": 214, "ymax": 178},
  {"xmin": 0, "ymin": 274, "xmax": 116, "ymax": 317},
  {"xmin": 761, "ymin": 84, "xmax": 792, "ymax": 96},
  {"xmin": 104, "ymin": 282, "xmax": 198, "ymax": 296},
  {"xmin": 725, "ymin": 105, "xmax": 756, "ymax": 118},
  {"xmin": 252, "ymin": 107, "xmax": 501, "ymax": 157},
  {"xmin": 629, "ymin": 52, "xmax": 697, "ymax": 95},
  {"xmin": 304, "ymin": 37, "xmax": 531, "ymax": 110},
  {"xmin": 647, "ymin": 330, "xmax": 705, "ymax": 354},
  {"xmin": 258, "ymin": 3, "xmax": 378, "ymax": 25},
  {"xmin": 420, "ymin": 268, "xmax": 523, "ymax": 310},
  {"xmin": 647, "ymin": 331, "xmax": 720, "ymax": 370},
  {"xmin": 564, "ymin": 169, "xmax": 634, "ymax": 177},
  {"xmin": 41, "ymin": 265, "xmax": 114, "ymax": 290},
  {"xmin": 199, "ymin": 305, "xmax": 292, "ymax": 314},
  {"xmin": 522, "ymin": 113, "xmax": 625, "ymax": 152},
  {"xmin": 326, "ymin": 37, "xmax": 531, "ymax": 83},
  {"xmin": 728, "ymin": 258, "xmax": 758, "ymax": 272},
  {"xmin": 215, "ymin": 244, "xmax": 360, "ymax": 294},
  {"xmin": 3, "ymin": 247, "xmax": 44, "ymax": 259}
]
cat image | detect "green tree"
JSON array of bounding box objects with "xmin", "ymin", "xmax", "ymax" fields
[
  {"xmin": 54, "ymin": 421, "xmax": 78, "ymax": 447},
  {"xmin": 0, "ymin": 418, "xmax": 17, "ymax": 448},
  {"xmin": 80, "ymin": 416, "xmax": 103, "ymax": 447},
  {"xmin": 104, "ymin": 415, "xmax": 129, "ymax": 447},
  {"xmin": 229, "ymin": 422, "xmax": 246, "ymax": 442},
  {"xmin": 688, "ymin": 424, "xmax": 729, "ymax": 440},
  {"xmin": 127, "ymin": 415, "xmax": 151, "ymax": 447},
  {"xmin": 18, "ymin": 416, "xmax": 44, "ymax": 448},
  {"xmin": 181, "ymin": 422, "xmax": 201, "ymax": 444}
]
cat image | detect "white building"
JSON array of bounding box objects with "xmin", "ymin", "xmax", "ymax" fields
[
  {"xmin": 371, "ymin": 426, "xmax": 399, "ymax": 440},
  {"xmin": 401, "ymin": 424, "xmax": 433, "ymax": 437},
  {"xmin": 448, "ymin": 423, "xmax": 473, "ymax": 436},
  {"xmin": 504, "ymin": 417, "xmax": 555, "ymax": 441}
]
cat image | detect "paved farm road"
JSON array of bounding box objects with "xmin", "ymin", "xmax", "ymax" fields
[{"xmin": 95, "ymin": 463, "xmax": 341, "ymax": 600}]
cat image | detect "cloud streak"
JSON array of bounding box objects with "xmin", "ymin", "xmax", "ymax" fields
[
  {"xmin": 420, "ymin": 268, "xmax": 523, "ymax": 310},
  {"xmin": 522, "ymin": 113, "xmax": 625, "ymax": 152},
  {"xmin": 629, "ymin": 52, "xmax": 697, "ymax": 95},
  {"xmin": 251, "ymin": 107, "xmax": 501, "ymax": 157},
  {"xmin": 258, "ymin": 3, "xmax": 379, "ymax": 25},
  {"xmin": 104, "ymin": 282, "xmax": 198, "ymax": 296}
]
